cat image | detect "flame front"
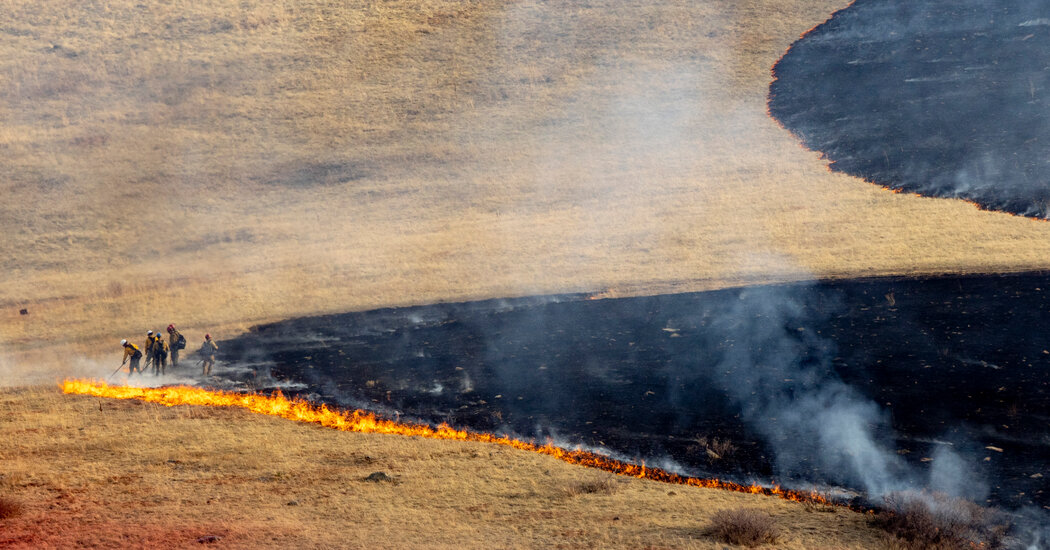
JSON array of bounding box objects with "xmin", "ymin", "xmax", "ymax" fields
[{"xmin": 62, "ymin": 379, "xmax": 832, "ymax": 506}]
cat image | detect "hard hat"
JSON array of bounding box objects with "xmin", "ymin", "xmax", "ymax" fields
[
  {"xmin": 167, "ymin": 324, "xmax": 175, "ymax": 332},
  {"xmin": 121, "ymin": 339, "xmax": 128, "ymax": 346},
  {"xmin": 147, "ymin": 330, "xmax": 153, "ymax": 335}
]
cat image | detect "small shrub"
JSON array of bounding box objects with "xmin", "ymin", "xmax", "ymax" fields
[
  {"xmin": 707, "ymin": 437, "xmax": 737, "ymax": 458},
  {"xmin": 708, "ymin": 508, "xmax": 780, "ymax": 547},
  {"xmin": 688, "ymin": 434, "xmax": 738, "ymax": 460},
  {"xmin": 872, "ymin": 492, "xmax": 1009, "ymax": 550},
  {"xmin": 565, "ymin": 475, "xmax": 618, "ymax": 497},
  {"xmin": 0, "ymin": 496, "xmax": 24, "ymax": 519}
]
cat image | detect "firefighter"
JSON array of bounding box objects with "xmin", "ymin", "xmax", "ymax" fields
[
  {"xmin": 167, "ymin": 324, "xmax": 186, "ymax": 368},
  {"xmin": 153, "ymin": 332, "xmax": 169, "ymax": 376},
  {"xmin": 200, "ymin": 333, "xmax": 218, "ymax": 376},
  {"xmin": 121, "ymin": 339, "xmax": 143, "ymax": 376},
  {"xmin": 143, "ymin": 330, "xmax": 156, "ymax": 371}
]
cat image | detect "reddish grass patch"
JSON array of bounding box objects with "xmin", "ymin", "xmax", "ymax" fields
[{"xmin": 0, "ymin": 515, "xmax": 241, "ymax": 549}]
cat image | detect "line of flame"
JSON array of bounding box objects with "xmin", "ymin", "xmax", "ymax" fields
[{"xmin": 61, "ymin": 379, "xmax": 833, "ymax": 506}]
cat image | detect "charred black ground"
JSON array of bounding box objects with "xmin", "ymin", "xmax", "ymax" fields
[
  {"xmin": 768, "ymin": 0, "xmax": 1050, "ymax": 218},
  {"xmin": 217, "ymin": 272, "xmax": 1050, "ymax": 509}
]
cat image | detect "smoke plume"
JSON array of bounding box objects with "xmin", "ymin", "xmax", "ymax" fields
[{"xmin": 701, "ymin": 282, "xmax": 985, "ymax": 501}]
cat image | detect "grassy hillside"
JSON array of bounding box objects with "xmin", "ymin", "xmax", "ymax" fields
[
  {"xmin": 2, "ymin": 3, "xmax": 1041, "ymax": 546},
  {"xmin": 3, "ymin": 1, "xmax": 1050, "ymax": 368},
  {"xmin": 0, "ymin": 386, "xmax": 893, "ymax": 548}
]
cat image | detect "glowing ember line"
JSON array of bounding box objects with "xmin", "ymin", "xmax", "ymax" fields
[{"xmin": 62, "ymin": 379, "xmax": 832, "ymax": 506}]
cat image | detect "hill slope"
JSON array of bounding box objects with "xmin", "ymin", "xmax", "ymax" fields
[
  {"xmin": 0, "ymin": 386, "xmax": 891, "ymax": 549},
  {"xmin": 4, "ymin": 0, "xmax": 1050, "ymax": 373}
]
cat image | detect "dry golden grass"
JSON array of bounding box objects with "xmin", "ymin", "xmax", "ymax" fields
[
  {"xmin": 0, "ymin": 385, "xmax": 897, "ymax": 549},
  {"xmin": 3, "ymin": 0, "xmax": 1050, "ymax": 377}
]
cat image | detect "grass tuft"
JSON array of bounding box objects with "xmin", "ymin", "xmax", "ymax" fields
[
  {"xmin": 564, "ymin": 475, "xmax": 618, "ymax": 497},
  {"xmin": 0, "ymin": 496, "xmax": 25, "ymax": 519},
  {"xmin": 708, "ymin": 508, "xmax": 780, "ymax": 547}
]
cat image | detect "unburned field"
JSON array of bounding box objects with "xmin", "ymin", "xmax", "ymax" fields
[
  {"xmin": 4, "ymin": 0, "xmax": 1050, "ymax": 373},
  {"xmin": 0, "ymin": 386, "xmax": 890, "ymax": 549}
]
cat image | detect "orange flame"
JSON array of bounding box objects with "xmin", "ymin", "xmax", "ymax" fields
[{"xmin": 62, "ymin": 379, "xmax": 836, "ymax": 506}]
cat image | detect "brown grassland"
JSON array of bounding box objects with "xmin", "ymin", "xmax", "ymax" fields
[
  {"xmin": 2, "ymin": 0, "xmax": 1047, "ymax": 546},
  {"xmin": 0, "ymin": 386, "xmax": 894, "ymax": 548},
  {"xmin": 3, "ymin": 0, "xmax": 1050, "ymax": 371}
]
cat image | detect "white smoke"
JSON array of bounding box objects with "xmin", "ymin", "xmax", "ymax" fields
[
  {"xmin": 0, "ymin": 351, "xmax": 118, "ymax": 387},
  {"xmin": 703, "ymin": 281, "xmax": 989, "ymax": 502}
]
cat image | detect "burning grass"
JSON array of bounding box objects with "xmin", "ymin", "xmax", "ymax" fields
[
  {"xmin": 0, "ymin": 384, "xmax": 894, "ymax": 549},
  {"xmin": 60, "ymin": 379, "xmax": 834, "ymax": 507}
]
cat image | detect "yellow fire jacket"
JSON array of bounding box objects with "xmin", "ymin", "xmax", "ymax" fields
[{"xmin": 123, "ymin": 343, "xmax": 141, "ymax": 361}]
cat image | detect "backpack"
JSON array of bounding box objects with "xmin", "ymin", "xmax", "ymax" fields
[{"xmin": 176, "ymin": 332, "xmax": 186, "ymax": 350}]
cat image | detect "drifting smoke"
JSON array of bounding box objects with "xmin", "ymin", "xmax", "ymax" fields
[
  {"xmin": 0, "ymin": 349, "xmax": 117, "ymax": 388},
  {"xmin": 769, "ymin": 0, "xmax": 1050, "ymax": 219},
  {"xmin": 700, "ymin": 281, "xmax": 1050, "ymax": 548},
  {"xmin": 0, "ymin": 350, "xmax": 21, "ymax": 387},
  {"xmin": 0, "ymin": 346, "xmax": 240, "ymax": 389},
  {"xmin": 702, "ymin": 283, "xmax": 985, "ymax": 500}
]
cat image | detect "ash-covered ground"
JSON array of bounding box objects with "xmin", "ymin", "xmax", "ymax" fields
[
  {"xmin": 768, "ymin": 0, "xmax": 1050, "ymax": 219},
  {"xmin": 219, "ymin": 272, "xmax": 1050, "ymax": 508}
]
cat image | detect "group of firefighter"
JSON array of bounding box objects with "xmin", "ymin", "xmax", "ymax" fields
[{"xmin": 119, "ymin": 324, "xmax": 219, "ymax": 377}]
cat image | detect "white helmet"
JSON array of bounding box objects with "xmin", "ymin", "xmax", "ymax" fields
[
  {"xmin": 147, "ymin": 330, "xmax": 153, "ymax": 336},
  {"xmin": 121, "ymin": 339, "xmax": 128, "ymax": 346}
]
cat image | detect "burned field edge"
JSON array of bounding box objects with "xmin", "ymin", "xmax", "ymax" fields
[
  {"xmin": 60, "ymin": 379, "xmax": 843, "ymax": 510},
  {"xmin": 216, "ymin": 270, "xmax": 1050, "ymax": 509},
  {"xmin": 59, "ymin": 382, "xmax": 1025, "ymax": 548},
  {"xmin": 768, "ymin": 0, "xmax": 1050, "ymax": 220}
]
